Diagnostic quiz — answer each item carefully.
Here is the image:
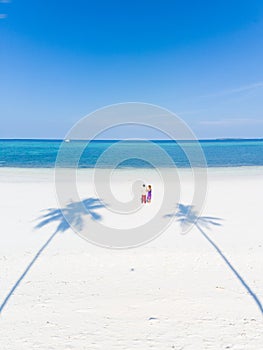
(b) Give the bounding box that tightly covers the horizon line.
[1,137,263,142]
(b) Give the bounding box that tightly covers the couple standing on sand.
[141,184,152,204]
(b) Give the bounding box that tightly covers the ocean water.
[0,139,263,168]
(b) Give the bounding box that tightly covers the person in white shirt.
[141,184,147,204]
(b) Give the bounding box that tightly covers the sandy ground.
[0,167,263,350]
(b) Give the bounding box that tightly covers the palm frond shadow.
[165,203,263,316]
[35,198,105,233]
[0,198,105,315]
[165,203,223,232]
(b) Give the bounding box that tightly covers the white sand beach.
[0,167,263,349]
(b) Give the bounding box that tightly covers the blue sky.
[1,0,263,139]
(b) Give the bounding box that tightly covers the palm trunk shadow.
[0,230,58,314]
[0,197,105,315]
[165,203,263,316]
[196,223,263,315]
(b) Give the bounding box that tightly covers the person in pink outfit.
[147,185,152,203]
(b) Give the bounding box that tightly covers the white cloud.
[198,82,263,99]
[177,108,210,116]
[199,118,263,126]
[225,82,263,94]
[0,13,7,19]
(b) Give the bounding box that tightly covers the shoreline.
[0,165,263,182]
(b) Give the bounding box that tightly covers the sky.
[1,0,263,139]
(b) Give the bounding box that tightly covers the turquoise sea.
[0,139,263,168]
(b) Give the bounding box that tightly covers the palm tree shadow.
[0,198,105,314]
[165,203,263,316]
[35,198,105,233]
[166,203,223,232]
